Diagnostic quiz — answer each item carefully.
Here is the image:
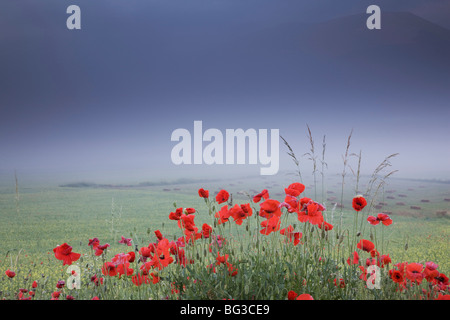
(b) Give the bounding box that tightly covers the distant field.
[0,172,449,299]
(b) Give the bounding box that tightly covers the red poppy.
[5,269,15,278]
[185,208,196,214]
[253,189,269,203]
[180,214,197,232]
[391,270,404,283]
[119,236,132,246]
[95,243,110,256]
[215,205,231,224]
[226,262,238,277]
[287,290,298,300]
[216,189,230,204]
[280,225,302,246]
[381,254,391,267]
[259,199,282,219]
[229,204,251,225]
[216,252,229,265]
[32,280,38,288]
[318,221,333,231]
[169,207,182,220]
[88,238,100,249]
[260,215,281,235]
[357,239,375,253]
[297,201,324,225]
[347,251,360,265]
[53,243,81,266]
[406,263,424,283]
[285,183,305,197]
[240,203,253,216]
[202,223,213,238]
[352,196,367,211]
[132,272,149,286]
[334,278,345,288]
[116,262,134,278]
[102,262,117,277]
[367,213,393,226]
[198,188,209,198]
[145,239,174,270]
[283,195,299,212]
[296,294,314,300]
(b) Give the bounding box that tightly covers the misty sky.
[1,0,449,183]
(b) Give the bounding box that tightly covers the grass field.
[0,171,449,300]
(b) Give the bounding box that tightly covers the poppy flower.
[95,243,110,256]
[102,262,117,277]
[132,273,149,286]
[352,195,367,211]
[347,251,360,265]
[226,262,238,277]
[381,254,391,267]
[229,204,251,225]
[145,239,174,270]
[88,238,100,249]
[216,189,230,204]
[202,223,213,238]
[280,225,302,246]
[285,183,305,197]
[180,214,197,232]
[32,280,38,288]
[185,208,196,214]
[406,263,424,283]
[5,269,15,278]
[116,263,134,278]
[391,270,404,283]
[240,203,253,216]
[56,280,65,288]
[260,215,281,235]
[283,195,299,212]
[53,243,81,266]
[297,201,324,225]
[318,221,333,231]
[259,199,282,219]
[198,188,209,198]
[169,207,183,220]
[334,278,345,288]
[367,213,393,226]
[357,239,375,253]
[216,252,229,265]
[296,294,314,300]
[119,236,132,246]
[215,205,231,224]
[112,252,133,265]
[287,290,298,300]
[253,189,269,203]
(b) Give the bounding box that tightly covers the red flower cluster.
[389,261,449,298]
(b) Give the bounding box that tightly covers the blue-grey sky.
[1,0,449,183]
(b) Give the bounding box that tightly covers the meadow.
[0,168,449,300]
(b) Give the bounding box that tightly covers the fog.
[1,0,449,185]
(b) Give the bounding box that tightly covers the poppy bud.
[356,231,361,237]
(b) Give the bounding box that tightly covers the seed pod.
[321,229,326,239]
[405,243,408,251]
[370,231,374,241]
